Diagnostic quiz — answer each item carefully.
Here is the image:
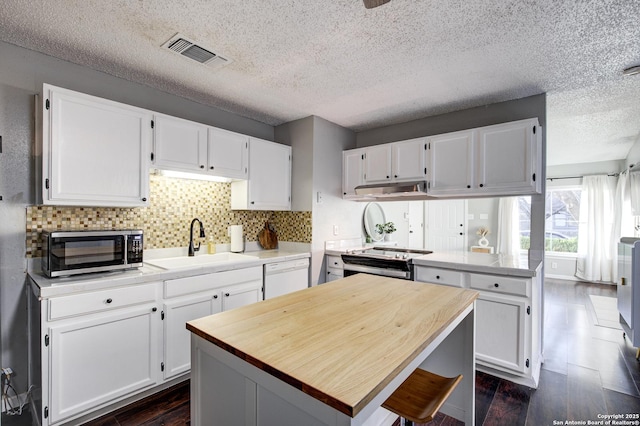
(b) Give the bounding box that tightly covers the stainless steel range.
[341,247,433,280]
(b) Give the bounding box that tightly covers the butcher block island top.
[186,274,478,418]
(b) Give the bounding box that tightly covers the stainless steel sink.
[145,253,257,270]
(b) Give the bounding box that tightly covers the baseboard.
[544,273,579,281]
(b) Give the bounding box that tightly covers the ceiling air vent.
[162,33,232,69]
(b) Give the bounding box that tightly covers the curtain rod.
[547,172,619,181]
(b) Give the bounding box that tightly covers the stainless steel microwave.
[41,230,143,277]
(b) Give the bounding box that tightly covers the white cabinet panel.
[222,280,263,311]
[42,84,151,207]
[364,145,392,183]
[391,138,427,182]
[208,127,249,179]
[48,305,160,423]
[475,292,528,374]
[427,130,475,196]
[153,114,208,172]
[231,138,291,211]
[163,293,221,379]
[477,118,540,195]
[342,148,366,199]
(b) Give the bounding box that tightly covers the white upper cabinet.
[342,148,366,198]
[363,145,392,183]
[428,118,541,197]
[231,138,291,211]
[153,115,249,180]
[427,130,475,196]
[42,84,152,207]
[476,118,541,195]
[153,114,208,172]
[208,127,249,179]
[391,138,427,182]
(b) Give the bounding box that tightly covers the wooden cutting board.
[258,221,278,249]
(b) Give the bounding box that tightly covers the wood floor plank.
[603,388,640,415]
[482,379,531,426]
[525,369,567,426]
[474,371,500,425]
[567,364,607,421]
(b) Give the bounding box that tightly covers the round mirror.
[364,202,386,242]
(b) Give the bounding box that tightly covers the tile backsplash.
[26,174,312,258]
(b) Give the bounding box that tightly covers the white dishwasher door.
[264,258,310,300]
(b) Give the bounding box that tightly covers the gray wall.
[276,116,362,285]
[0,39,274,395]
[356,93,547,264]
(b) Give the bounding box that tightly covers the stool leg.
[403,419,413,426]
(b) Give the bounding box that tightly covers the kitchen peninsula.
[187,274,478,425]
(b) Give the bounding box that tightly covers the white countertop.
[325,245,540,278]
[412,251,540,277]
[29,249,311,298]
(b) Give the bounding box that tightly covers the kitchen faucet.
[188,218,206,256]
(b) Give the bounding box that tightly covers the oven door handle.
[343,264,411,279]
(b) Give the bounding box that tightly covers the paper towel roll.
[229,225,244,253]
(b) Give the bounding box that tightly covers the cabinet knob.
[327,271,331,275]
[210,166,214,170]
[479,184,484,188]
[152,307,157,312]
[386,175,390,179]
[394,175,398,178]
[142,197,147,202]
[251,201,255,204]
[467,185,471,189]
[436,275,440,279]
[105,298,113,304]
[494,283,499,288]
[213,294,218,299]
[200,165,205,169]
[459,232,463,235]
[225,293,230,297]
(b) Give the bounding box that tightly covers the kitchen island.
[187,274,478,425]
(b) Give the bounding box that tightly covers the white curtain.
[497,196,521,258]
[575,175,618,283]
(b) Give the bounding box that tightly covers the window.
[519,187,581,253]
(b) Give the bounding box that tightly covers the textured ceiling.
[1,0,639,167]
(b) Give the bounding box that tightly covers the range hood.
[354,181,428,198]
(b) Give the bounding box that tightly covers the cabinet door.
[48,305,160,424]
[476,118,540,194]
[392,138,427,182]
[364,145,392,183]
[44,84,151,207]
[208,127,249,179]
[342,148,365,198]
[475,292,528,374]
[153,114,208,173]
[163,293,221,380]
[427,130,475,196]
[232,138,291,210]
[221,280,263,311]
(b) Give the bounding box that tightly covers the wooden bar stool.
[382,369,463,426]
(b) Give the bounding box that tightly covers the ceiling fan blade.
[363,0,391,9]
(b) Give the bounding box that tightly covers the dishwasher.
[264,258,310,300]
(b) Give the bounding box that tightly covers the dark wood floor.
[4,278,640,426]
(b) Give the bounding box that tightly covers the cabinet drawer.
[164,266,263,298]
[469,273,528,297]
[415,267,466,287]
[49,283,157,320]
[326,255,344,269]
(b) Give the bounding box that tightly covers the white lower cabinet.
[34,282,162,425]
[163,293,222,380]
[325,255,344,283]
[31,265,267,425]
[414,265,540,387]
[162,267,262,381]
[48,305,160,424]
[475,292,528,374]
